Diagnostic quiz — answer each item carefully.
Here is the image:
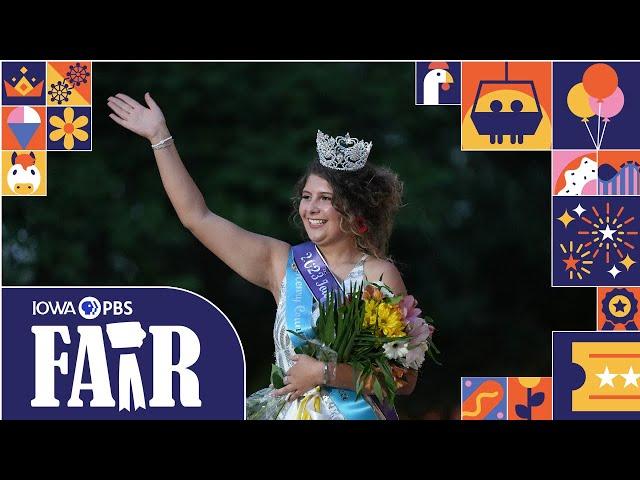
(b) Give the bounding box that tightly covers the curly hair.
[292,159,404,259]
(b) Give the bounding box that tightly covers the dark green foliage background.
[2,62,591,418]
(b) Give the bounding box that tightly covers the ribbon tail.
[295,387,330,420]
[119,354,146,412]
[119,356,130,412]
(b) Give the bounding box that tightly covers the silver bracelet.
[151,135,174,150]
[322,361,336,386]
[152,140,174,150]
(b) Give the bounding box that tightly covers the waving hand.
[108,92,167,142]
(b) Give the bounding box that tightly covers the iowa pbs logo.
[31,296,130,319]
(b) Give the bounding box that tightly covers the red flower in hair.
[355,216,368,234]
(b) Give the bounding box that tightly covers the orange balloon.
[582,63,618,101]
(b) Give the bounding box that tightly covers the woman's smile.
[307,218,328,227]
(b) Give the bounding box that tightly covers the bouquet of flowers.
[246,281,437,419]
[297,281,436,406]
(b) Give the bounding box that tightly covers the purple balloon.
[589,87,624,120]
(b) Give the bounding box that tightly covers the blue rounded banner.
[2,287,245,419]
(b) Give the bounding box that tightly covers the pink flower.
[399,295,433,345]
[406,318,432,346]
[399,295,422,324]
[404,343,429,369]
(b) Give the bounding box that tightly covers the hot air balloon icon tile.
[46,107,91,151]
[553,331,640,419]
[2,106,46,150]
[415,61,460,105]
[553,62,640,150]
[461,61,551,150]
[553,196,640,286]
[598,287,640,330]
[2,62,46,105]
[46,61,91,106]
[2,151,47,196]
[507,377,552,420]
[461,377,507,420]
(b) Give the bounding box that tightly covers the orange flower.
[391,365,409,389]
[362,367,383,394]
[391,365,407,379]
[363,284,383,302]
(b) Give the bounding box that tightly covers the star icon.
[599,224,617,241]
[557,210,575,228]
[621,366,640,388]
[596,366,617,388]
[608,265,621,278]
[621,254,636,271]
[562,253,580,271]
[573,204,586,217]
[614,299,627,312]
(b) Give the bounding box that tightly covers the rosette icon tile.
[598,288,640,330]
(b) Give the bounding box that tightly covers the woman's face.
[299,174,347,246]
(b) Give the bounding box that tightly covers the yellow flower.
[518,377,541,389]
[49,107,88,150]
[377,303,405,337]
[363,300,405,337]
[363,299,380,329]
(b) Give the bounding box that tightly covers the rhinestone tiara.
[316,129,372,171]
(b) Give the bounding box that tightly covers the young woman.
[108,92,417,419]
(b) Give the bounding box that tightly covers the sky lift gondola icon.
[470,63,543,145]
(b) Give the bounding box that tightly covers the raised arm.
[108,93,289,298]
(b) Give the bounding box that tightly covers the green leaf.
[427,343,443,366]
[373,359,398,408]
[324,297,336,345]
[373,377,385,405]
[385,387,396,407]
[386,295,403,305]
[270,364,285,389]
[287,329,310,342]
[378,358,393,381]
[352,362,365,399]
